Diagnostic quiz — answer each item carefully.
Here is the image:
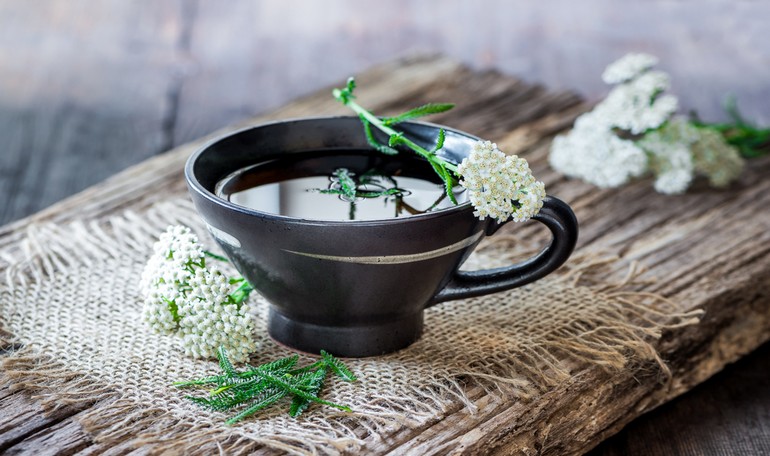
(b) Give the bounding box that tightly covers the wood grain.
[2,0,769,225]
[0,1,186,225]
[591,341,770,456]
[1,55,768,455]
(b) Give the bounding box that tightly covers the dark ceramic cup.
[185,117,578,357]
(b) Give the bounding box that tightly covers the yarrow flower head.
[140,225,257,363]
[597,71,678,134]
[601,53,658,84]
[140,225,203,295]
[549,53,746,194]
[550,114,648,188]
[637,118,697,194]
[636,117,745,194]
[690,127,745,188]
[458,141,545,223]
[140,226,204,334]
[177,268,256,362]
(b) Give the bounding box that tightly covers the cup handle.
[428,196,578,306]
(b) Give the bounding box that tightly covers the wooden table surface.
[1,54,768,455]
[1,3,769,453]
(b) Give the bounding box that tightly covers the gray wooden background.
[0,0,768,454]
[2,0,769,224]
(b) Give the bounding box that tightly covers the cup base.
[267,309,424,357]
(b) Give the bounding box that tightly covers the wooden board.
[1,55,769,455]
[0,2,189,225]
[4,0,770,228]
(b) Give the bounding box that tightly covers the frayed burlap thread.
[0,199,702,455]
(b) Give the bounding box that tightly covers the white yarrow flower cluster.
[178,268,256,361]
[597,71,678,134]
[638,117,744,193]
[140,225,203,334]
[140,225,203,293]
[601,53,659,84]
[140,225,256,363]
[550,112,648,188]
[638,118,698,194]
[549,53,744,195]
[458,140,545,223]
[690,127,745,188]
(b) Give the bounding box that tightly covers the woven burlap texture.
[0,199,701,455]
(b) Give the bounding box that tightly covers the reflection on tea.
[215,152,466,221]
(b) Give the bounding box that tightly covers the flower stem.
[335,92,458,173]
[229,280,254,305]
[203,250,229,262]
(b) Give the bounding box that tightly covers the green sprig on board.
[173,347,357,425]
[692,97,770,159]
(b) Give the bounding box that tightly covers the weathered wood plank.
[168,0,770,144]
[3,1,770,453]
[3,418,92,456]
[7,0,764,224]
[591,341,770,456]
[0,391,83,453]
[0,56,768,455]
[0,1,188,226]
[0,55,475,250]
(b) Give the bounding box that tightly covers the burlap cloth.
[0,199,701,455]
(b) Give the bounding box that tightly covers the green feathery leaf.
[173,375,226,388]
[333,168,357,200]
[314,189,346,195]
[256,369,351,412]
[432,128,446,153]
[388,132,406,147]
[203,250,229,262]
[332,79,463,213]
[218,346,237,378]
[187,394,227,410]
[332,77,357,104]
[208,377,273,405]
[287,360,325,376]
[289,367,327,417]
[691,99,770,159]
[225,389,289,425]
[228,281,254,305]
[175,348,355,423]
[444,172,458,205]
[382,103,455,126]
[240,355,299,379]
[313,169,407,200]
[317,188,402,199]
[321,350,357,382]
[355,188,407,199]
[188,380,272,411]
[425,158,449,184]
[361,115,399,155]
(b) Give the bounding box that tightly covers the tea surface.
[215,152,466,221]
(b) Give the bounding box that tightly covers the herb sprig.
[691,97,770,159]
[333,77,460,204]
[174,347,356,424]
[312,167,422,219]
[333,78,547,223]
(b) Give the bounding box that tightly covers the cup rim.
[185,116,481,227]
